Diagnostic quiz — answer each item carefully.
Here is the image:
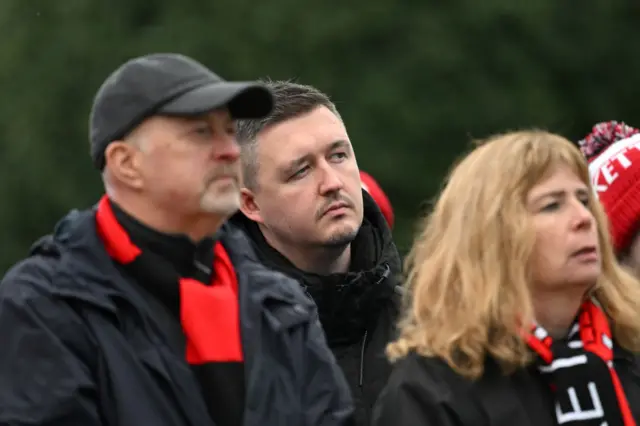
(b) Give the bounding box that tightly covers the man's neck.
[532,288,587,339]
[110,200,216,280]
[260,229,351,275]
[108,193,225,243]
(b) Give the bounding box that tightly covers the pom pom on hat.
[582,120,640,253]
[579,120,639,160]
[360,171,394,229]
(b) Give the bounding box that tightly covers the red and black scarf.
[95,195,244,426]
[527,299,635,426]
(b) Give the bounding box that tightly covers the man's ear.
[240,187,264,224]
[104,140,145,190]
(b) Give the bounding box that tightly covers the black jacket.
[231,191,402,426]
[372,351,640,425]
[0,205,354,426]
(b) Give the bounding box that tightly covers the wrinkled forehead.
[528,164,587,197]
[257,113,350,170]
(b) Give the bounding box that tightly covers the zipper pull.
[359,330,368,387]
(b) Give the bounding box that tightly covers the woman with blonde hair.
[372,130,640,426]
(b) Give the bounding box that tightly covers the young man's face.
[242,105,363,249]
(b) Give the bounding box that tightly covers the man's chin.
[199,191,240,216]
[323,227,359,248]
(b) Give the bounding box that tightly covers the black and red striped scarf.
[527,299,635,426]
[95,195,244,426]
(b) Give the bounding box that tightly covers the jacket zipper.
[358,264,391,387]
[359,330,368,387]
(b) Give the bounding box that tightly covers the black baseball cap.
[89,53,274,170]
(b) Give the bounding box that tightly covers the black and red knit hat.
[579,120,640,253]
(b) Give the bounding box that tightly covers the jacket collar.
[31,203,312,315]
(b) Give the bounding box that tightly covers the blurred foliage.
[1,0,639,270]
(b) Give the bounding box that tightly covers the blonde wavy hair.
[388,130,640,380]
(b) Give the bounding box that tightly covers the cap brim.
[158,82,273,119]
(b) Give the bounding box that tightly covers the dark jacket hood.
[230,190,402,345]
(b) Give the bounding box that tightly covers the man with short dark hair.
[0,55,353,426]
[233,80,401,426]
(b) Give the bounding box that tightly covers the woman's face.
[527,165,601,292]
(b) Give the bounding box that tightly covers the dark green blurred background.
[1,1,639,272]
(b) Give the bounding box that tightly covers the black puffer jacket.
[231,191,402,426]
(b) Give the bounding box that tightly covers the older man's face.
[134,109,243,218]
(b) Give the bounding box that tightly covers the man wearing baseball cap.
[0,54,353,426]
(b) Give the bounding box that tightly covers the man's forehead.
[260,133,350,166]
[260,122,348,155]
